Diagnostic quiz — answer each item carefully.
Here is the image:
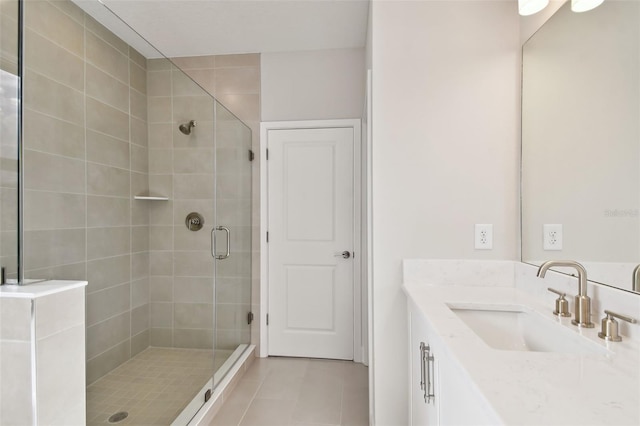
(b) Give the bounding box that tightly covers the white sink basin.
[449,305,608,354]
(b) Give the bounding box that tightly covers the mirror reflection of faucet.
[537,260,594,328]
[633,265,640,292]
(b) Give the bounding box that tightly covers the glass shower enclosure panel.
[0,0,19,282]
[212,101,252,385]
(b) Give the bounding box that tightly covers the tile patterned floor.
[210,357,369,426]
[87,347,232,425]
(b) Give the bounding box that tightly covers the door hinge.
[266,314,269,326]
[248,149,255,162]
[204,389,212,403]
[248,311,254,325]
[266,231,269,243]
[266,148,269,160]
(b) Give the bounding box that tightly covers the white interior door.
[268,127,355,360]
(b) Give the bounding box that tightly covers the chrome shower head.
[179,120,196,135]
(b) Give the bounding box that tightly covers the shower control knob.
[185,212,204,231]
[334,251,351,259]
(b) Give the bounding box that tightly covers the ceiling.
[73,0,370,59]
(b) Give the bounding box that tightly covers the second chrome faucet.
[537,260,595,328]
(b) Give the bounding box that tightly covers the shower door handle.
[211,226,231,260]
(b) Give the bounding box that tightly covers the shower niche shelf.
[134,194,169,201]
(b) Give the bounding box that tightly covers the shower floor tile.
[87,347,233,426]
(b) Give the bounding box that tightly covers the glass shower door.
[212,101,252,384]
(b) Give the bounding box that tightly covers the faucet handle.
[547,287,565,297]
[547,288,571,317]
[598,310,637,342]
[604,310,637,324]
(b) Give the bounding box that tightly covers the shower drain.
[108,411,129,423]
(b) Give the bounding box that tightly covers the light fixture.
[518,0,550,16]
[519,0,604,16]
[571,0,605,12]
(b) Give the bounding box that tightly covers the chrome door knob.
[334,251,351,259]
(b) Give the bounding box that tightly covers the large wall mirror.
[522,0,639,295]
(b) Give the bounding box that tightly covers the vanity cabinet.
[408,301,498,425]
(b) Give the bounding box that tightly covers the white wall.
[370,2,520,424]
[261,48,365,121]
[260,46,369,365]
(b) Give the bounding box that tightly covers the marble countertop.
[0,280,87,299]
[403,283,640,425]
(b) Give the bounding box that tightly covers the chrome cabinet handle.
[419,342,426,392]
[425,344,435,404]
[334,251,351,259]
[211,226,231,260]
[419,342,435,404]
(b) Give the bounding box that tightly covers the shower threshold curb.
[173,344,256,426]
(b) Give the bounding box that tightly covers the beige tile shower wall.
[147,57,215,349]
[147,58,173,347]
[147,54,260,352]
[21,0,150,384]
[0,0,18,74]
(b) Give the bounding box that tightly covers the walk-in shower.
[2,0,254,424]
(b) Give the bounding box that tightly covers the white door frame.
[260,119,363,362]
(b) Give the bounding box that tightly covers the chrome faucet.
[633,265,640,292]
[537,260,594,328]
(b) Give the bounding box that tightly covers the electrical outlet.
[543,224,563,250]
[475,224,493,250]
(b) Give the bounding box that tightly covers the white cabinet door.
[439,358,499,426]
[408,302,500,426]
[409,307,439,425]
